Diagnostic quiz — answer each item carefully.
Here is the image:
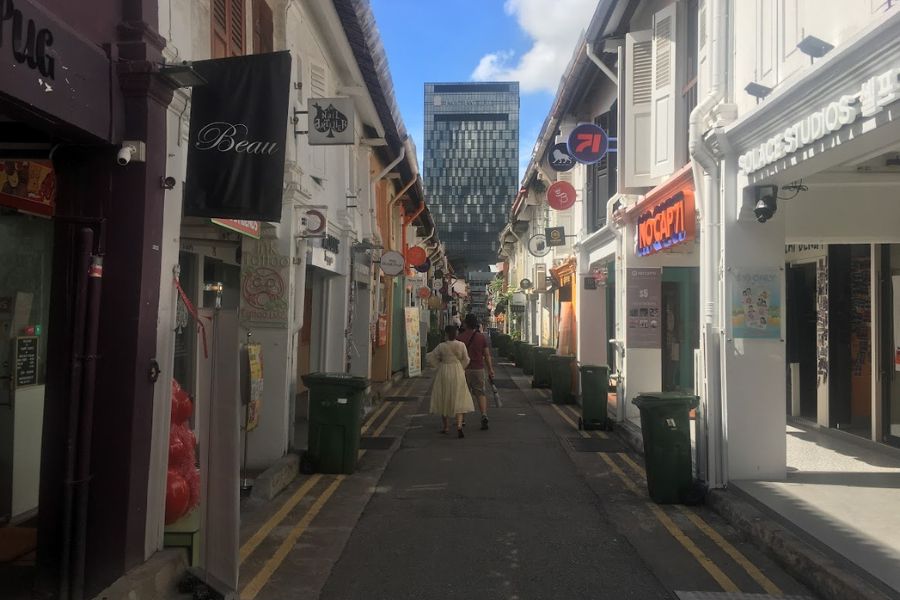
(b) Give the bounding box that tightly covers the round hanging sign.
[405,246,426,267]
[380,250,405,276]
[566,122,609,164]
[527,234,551,257]
[520,278,533,290]
[417,286,431,299]
[546,142,576,172]
[547,181,577,211]
[415,258,431,273]
[431,278,443,291]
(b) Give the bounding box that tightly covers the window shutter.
[310,63,328,97]
[212,0,228,58]
[253,0,273,54]
[624,30,653,188]
[651,3,678,179]
[229,0,245,56]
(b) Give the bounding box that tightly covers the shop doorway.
[828,245,872,437]
[883,245,900,447]
[0,210,53,593]
[660,268,699,393]
[786,262,818,420]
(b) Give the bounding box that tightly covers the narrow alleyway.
[236,351,817,600]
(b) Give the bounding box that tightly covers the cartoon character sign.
[732,269,781,339]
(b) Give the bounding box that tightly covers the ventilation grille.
[310,63,328,97]
[633,41,653,104]
[655,16,672,89]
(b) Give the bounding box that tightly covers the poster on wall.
[731,268,781,339]
[404,307,422,377]
[0,160,56,216]
[240,239,289,327]
[626,268,661,349]
[816,258,829,381]
[246,343,264,431]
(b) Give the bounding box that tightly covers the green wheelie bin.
[512,341,525,367]
[578,364,611,430]
[301,372,369,474]
[632,393,699,504]
[548,355,576,404]
[531,347,554,388]
[521,344,536,375]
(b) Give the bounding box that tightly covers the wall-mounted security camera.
[160,176,177,190]
[117,141,146,166]
[753,185,779,223]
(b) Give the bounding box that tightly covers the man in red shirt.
[458,314,494,430]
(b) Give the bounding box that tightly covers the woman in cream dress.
[427,325,475,437]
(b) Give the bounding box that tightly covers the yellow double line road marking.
[239,398,406,599]
[549,399,782,595]
[550,403,609,440]
[615,453,783,596]
[240,476,344,600]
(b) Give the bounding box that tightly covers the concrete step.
[91,548,187,600]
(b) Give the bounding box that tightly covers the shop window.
[252,0,274,55]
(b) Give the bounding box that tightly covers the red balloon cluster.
[166,379,201,525]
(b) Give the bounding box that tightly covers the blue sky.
[369,0,598,181]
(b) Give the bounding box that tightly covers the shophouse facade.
[0,0,178,597]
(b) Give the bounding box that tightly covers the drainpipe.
[371,142,406,246]
[689,0,728,489]
[585,43,618,86]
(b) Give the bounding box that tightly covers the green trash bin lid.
[632,392,699,410]
[301,372,370,388]
[548,354,576,362]
[579,364,609,375]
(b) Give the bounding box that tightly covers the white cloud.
[471,0,598,93]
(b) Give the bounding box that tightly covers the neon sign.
[636,190,695,257]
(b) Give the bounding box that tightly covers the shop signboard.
[547,181,576,211]
[546,142,576,172]
[185,51,292,222]
[566,122,609,164]
[245,343,263,431]
[739,68,900,174]
[307,97,355,145]
[730,268,781,339]
[240,239,289,327]
[636,190,695,257]
[626,269,661,348]
[0,160,56,216]
[545,227,566,247]
[0,0,111,141]
[404,307,422,377]
[380,251,405,276]
[211,219,261,238]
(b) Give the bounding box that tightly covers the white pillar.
[720,157,787,480]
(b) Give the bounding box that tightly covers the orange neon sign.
[636,190,695,257]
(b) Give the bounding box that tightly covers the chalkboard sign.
[14,336,38,388]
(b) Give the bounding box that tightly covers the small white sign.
[308,97,355,145]
[380,250,405,277]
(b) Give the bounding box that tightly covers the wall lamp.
[753,185,779,223]
[158,63,207,88]
[797,35,834,64]
[745,82,773,103]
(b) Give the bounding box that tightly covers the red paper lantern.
[165,469,190,524]
[405,246,426,267]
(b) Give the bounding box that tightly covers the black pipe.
[58,228,93,600]
[71,254,104,600]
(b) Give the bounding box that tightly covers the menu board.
[404,307,422,377]
[626,269,661,349]
[14,336,38,388]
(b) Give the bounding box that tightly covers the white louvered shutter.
[624,31,653,188]
[651,3,678,179]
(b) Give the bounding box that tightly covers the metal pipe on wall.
[59,228,93,600]
[71,254,104,600]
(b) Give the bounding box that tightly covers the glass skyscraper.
[424,82,519,271]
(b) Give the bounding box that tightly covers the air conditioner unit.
[534,263,547,292]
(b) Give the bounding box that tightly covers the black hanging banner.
[184,51,291,222]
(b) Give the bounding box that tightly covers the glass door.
[885,245,900,447]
